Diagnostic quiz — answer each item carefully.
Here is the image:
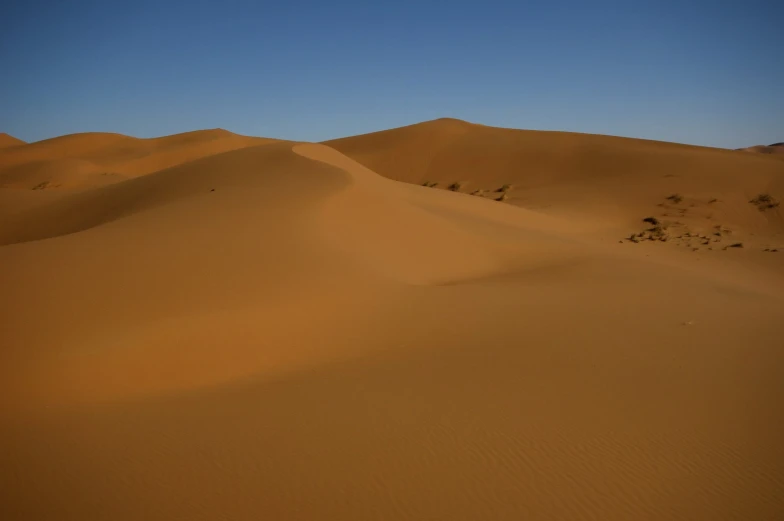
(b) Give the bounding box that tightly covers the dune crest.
[0,129,279,190]
[739,143,784,156]
[0,132,26,148]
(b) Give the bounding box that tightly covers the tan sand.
[739,144,784,156]
[0,129,276,189]
[0,132,26,149]
[1,120,783,520]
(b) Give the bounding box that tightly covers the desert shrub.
[749,193,780,210]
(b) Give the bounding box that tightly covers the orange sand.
[2,120,783,520]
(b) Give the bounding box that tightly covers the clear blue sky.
[2,0,782,148]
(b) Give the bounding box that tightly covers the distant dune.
[739,142,784,156]
[0,128,277,189]
[327,118,784,244]
[2,120,783,521]
[0,132,26,148]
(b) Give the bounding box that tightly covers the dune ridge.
[2,122,783,521]
[0,129,278,189]
[0,133,26,149]
[740,143,784,156]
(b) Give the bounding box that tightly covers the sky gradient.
[2,0,782,148]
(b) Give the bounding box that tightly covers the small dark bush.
[749,193,780,211]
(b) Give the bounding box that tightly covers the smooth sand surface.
[0,133,26,149]
[2,120,783,520]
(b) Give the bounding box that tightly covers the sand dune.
[0,129,277,189]
[740,143,784,156]
[2,122,784,521]
[0,133,26,149]
[327,118,784,251]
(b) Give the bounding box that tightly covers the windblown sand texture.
[2,119,783,520]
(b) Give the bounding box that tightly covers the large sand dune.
[326,119,784,242]
[2,121,783,520]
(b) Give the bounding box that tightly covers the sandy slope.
[2,122,784,521]
[0,133,26,149]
